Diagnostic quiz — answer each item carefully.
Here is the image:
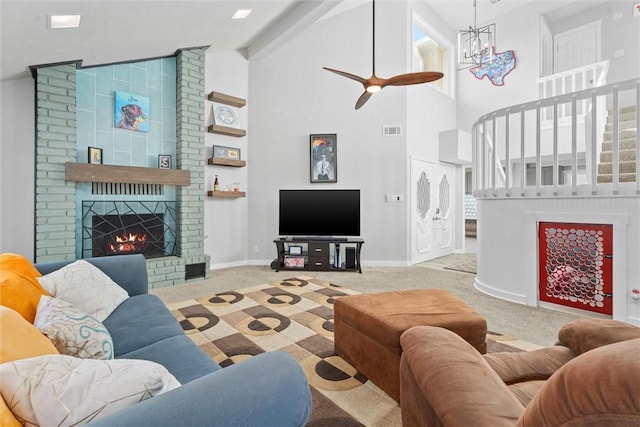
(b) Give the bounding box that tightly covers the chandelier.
[457,0,496,68]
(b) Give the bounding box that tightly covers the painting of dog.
[114,91,149,132]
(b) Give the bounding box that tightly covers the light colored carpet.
[167,276,535,427]
[152,255,587,347]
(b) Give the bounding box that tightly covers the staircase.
[597,106,637,183]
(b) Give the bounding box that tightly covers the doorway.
[553,20,601,73]
[411,158,455,264]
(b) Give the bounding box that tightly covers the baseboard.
[474,277,529,305]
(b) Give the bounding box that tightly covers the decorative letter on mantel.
[469,49,516,86]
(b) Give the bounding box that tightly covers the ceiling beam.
[247,0,343,60]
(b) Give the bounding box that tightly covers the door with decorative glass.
[411,158,455,264]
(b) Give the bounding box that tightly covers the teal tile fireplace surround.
[33,48,210,288]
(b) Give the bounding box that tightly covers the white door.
[411,158,455,264]
[553,21,600,74]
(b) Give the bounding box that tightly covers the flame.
[108,232,147,253]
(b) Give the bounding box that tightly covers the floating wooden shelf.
[207,157,246,167]
[207,91,246,108]
[65,163,190,186]
[207,190,246,198]
[208,124,246,137]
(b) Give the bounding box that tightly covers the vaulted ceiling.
[1,0,605,81]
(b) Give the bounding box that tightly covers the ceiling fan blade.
[384,71,444,87]
[323,67,367,84]
[355,91,374,110]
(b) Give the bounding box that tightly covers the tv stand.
[272,237,364,273]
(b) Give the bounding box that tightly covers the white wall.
[0,78,34,258]
[247,2,428,265]
[204,50,250,268]
[476,196,640,325]
[457,2,550,133]
[548,1,639,85]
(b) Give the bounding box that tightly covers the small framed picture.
[212,103,241,128]
[158,154,172,169]
[88,147,103,164]
[288,246,303,255]
[310,134,337,183]
[213,145,241,160]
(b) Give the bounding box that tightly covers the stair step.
[603,129,637,141]
[601,139,638,151]
[605,120,636,132]
[600,149,637,163]
[607,110,637,123]
[597,161,637,174]
[596,173,637,183]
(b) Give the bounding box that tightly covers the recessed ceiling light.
[232,9,252,19]
[48,14,81,29]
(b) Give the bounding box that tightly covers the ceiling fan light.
[366,85,381,93]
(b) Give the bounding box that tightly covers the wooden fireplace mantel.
[65,163,191,186]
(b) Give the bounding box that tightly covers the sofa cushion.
[118,335,221,384]
[37,260,129,322]
[102,294,185,356]
[0,306,58,364]
[0,354,180,427]
[34,295,114,360]
[517,338,640,426]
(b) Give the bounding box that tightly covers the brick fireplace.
[32,47,210,288]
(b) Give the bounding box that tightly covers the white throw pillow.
[37,260,129,322]
[34,295,114,360]
[0,354,180,427]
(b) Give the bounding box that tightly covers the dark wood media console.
[272,237,364,273]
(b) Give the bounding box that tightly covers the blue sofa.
[35,254,312,427]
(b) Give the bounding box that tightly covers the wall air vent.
[185,263,206,280]
[382,125,402,136]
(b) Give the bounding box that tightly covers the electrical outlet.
[252,245,259,253]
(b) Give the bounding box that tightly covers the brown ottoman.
[334,288,487,401]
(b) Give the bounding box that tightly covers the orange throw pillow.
[0,305,58,364]
[0,253,42,281]
[0,270,49,323]
[0,253,49,323]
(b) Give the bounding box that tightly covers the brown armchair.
[399,319,640,426]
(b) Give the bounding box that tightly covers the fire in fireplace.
[92,214,165,258]
[81,200,177,260]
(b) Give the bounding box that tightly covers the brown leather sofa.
[399,318,640,426]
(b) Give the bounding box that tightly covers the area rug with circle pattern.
[167,277,526,427]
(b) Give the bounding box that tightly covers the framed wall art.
[158,155,172,169]
[212,103,241,128]
[213,145,241,160]
[114,91,149,132]
[88,147,103,164]
[310,134,337,183]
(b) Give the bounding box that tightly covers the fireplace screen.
[82,201,177,259]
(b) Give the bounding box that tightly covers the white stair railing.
[472,77,640,198]
[537,61,610,124]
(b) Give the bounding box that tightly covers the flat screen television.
[279,189,360,237]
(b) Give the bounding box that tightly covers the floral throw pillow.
[34,295,114,360]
